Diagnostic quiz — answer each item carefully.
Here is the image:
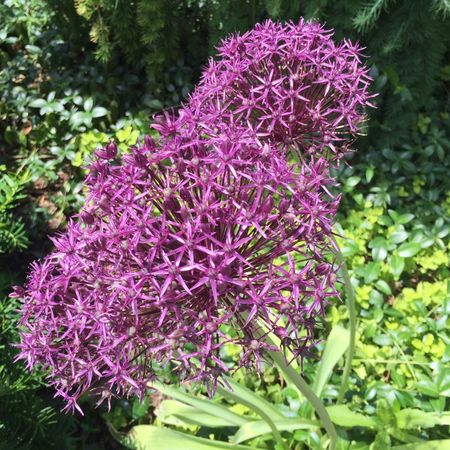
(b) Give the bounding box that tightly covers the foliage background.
[0,0,449,448]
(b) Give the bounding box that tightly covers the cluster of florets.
[12,134,339,412]
[159,19,373,163]
[12,19,373,413]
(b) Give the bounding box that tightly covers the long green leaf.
[157,400,238,428]
[223,377,285,420]
[391,440,450,450]
[217,383,289,450]
[152,383,248,427]
[268,348,338,450]
[118,425,266,450]
[395,409,450,429]
[300,325,349,417]
[313,325,349,396]
[334,245,358,405]
[232,418,319,444]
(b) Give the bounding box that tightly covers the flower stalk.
[334,245,357,404]
[268,348,338,450]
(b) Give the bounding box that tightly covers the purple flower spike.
[161,19,374,162]
[11,130,340,412]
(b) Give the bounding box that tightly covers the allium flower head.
[11,18,374,414]
[12,130,340,412]
[161,19,374,162]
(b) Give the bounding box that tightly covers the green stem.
[217,385,290,450]
[268,348,338,450]
[334,245,357,404]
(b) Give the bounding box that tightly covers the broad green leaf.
[391,440,450,450]
[375,280,392,295]
[369,237,387,249]
[346,176,361,188]
[232,418,318,444]
[390,230,409,244]
[118,425,264,450]
[153,383,248,426]
[92,106,108,118]
[414,379,440,397]
[25,44,41,54]
[372,246,387,261]
[157,400,239,428]
[29,98,47,108]
[388,210,414,225]
[326,405,378,428]
[397,242,421,257]
[388,254,405,278]
[373,334,392,346]
[363,261,381,283]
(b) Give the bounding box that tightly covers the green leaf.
[84,97,94,111]
[414,379,440,397]
[116,126,132,142]
[366,166,375,182]
[388,211,414,225]
[373,334,392,346]
[375,280,392,295]
[221,377,285,420]
[117,425,264,450]
[25,44,41,54]
[397,213,415,224]
[299,325,349,418]
[363,261,381,283]
[232,418,318,444]
[391,440,450,450]
[313,325,349,397]
[369,237,387,249]
[397,242,421,257]
[369,237,388,261]
[388,254,405,278]
[346,176,361,188]
[153,383,249,427]
[341,239,360,257]
[157,400,238,428]
[92,106,108,118]
[390,230,409,244]
[29,98,47,108]
[326,405,378,428]
[395,409,450,429]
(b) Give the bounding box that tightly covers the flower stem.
[267,348,338,450]
[334,246,357,404]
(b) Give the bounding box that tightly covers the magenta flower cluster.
[11,19,373,413]
[162,19,373,163]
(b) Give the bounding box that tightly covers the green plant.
[109,325,450,449]
[0,169,29,253]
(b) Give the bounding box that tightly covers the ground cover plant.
[0,1,449,449]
